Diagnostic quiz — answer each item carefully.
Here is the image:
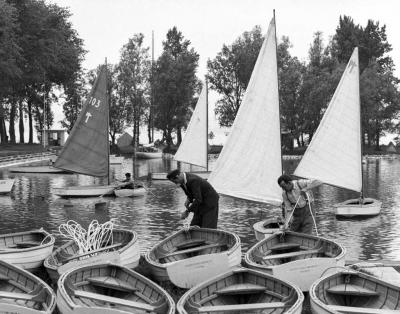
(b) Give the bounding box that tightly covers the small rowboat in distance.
[0,178,15,194]
[114,187,146,197]
[0,260,56,314]
[253,216,283,241]
[310,270,400,313]
[52,184,117,197]
[145,227,242,289]
[44,228,140,283]
[334,197,382,217]
[0,228,55,271]
[244,231,346,291]
[57,263,175,314]
[9,165,71,173]
[177,267,304,314]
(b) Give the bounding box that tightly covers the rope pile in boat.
[58,219,117,254]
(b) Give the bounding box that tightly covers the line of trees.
[1,1,399,152]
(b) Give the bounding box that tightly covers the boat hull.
[57,263,175,314]
[145,227,242,288]
[9,165,70,173]
[44,228,140,283]
[0,229,55,271]
[177,267,304,314]
[0,260,56,313]
[253,216,283,241]
[310,270,400,313]
[114,187,145,197]
[109,155,124,164]
[0,178,14,193]
[244,231,346,291]
[334,198,382,217]
[52,185,116,197]
[136,151,162,159]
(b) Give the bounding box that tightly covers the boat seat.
[263,248,322,260]
[159,243,225,259]
[74,290,156,311]
[0,289,46,302]
[215,283,266,295]
[328,305,399,313]
[270,242,300,252]
[176,239,206,250]
[0,273,10,281]
[8,241,41,248]
[326,284,379,296]
[198,302,287,312]
[62,242,123,262]
[87,276,138,292]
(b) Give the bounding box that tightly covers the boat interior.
[0,231,51,250]
[63,264,171,313]
[184,270,299,313]
[251,232,343,266]
[153,229,235,264]
[314,272,400,313]
[0,262,53,311]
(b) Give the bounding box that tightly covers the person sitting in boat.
[118,173,135,189]
[167,169,219,229]
[277,174,322,234]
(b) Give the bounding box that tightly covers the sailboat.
[151,81,210,180]
[294,47,382,217]
[51,65,144,197]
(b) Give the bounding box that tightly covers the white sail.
[208,18,282,205]
[294,48,362,192]
[174,85,208,168]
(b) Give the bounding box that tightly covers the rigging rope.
[58,219,117,254]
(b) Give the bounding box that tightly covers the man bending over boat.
[167,169,219,229]
[278,174,322,234]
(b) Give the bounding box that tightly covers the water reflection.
[1,156,400,261]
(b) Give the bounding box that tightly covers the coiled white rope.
[58,219,117,254]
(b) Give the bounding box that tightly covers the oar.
[135,180,156,196]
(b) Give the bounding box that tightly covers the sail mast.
[206,78,209,172]
[358,47,364,199]
[273,10,283,176]
[105,58,110,185]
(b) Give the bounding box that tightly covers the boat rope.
[58,219,117,254]
[40,233,53,245]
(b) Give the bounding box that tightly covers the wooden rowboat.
[57,263,175,314]
[0,178,15,194]
[0,228,55,271]
[253,216,283,241]
[44,228,140,283]
[0,260,56,314]
[145,227,242,288]
[9,165,71,173]
[177,267,304,314]
[334,198,382,217]
[244,231,346,291]
[52,184,117,197]
[310,270,400,313]
[114,187,146,197]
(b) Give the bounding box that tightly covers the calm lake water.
[1,155,400,263]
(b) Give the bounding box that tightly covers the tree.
[153,27,199,147]
[207,26,263,127]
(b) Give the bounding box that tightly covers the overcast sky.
[48,0,400,143]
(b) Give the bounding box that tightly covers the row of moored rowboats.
[0,226,399,313]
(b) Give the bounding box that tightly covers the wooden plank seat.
[328,305,399,313]
[13,241,41,248]
[326,284,379,296]
[159,243,225,259]
[175,239,206,250]
[61,242,123,262]
[263,248,322,260]
[198,302,287,312]
[0,273,10,281]
[215,283,266,295]
[87,276,138,292]
[0,289,46,302]
[269,242,300,252]
[74,290,156,311]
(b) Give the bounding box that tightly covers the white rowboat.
[52,184,117,197]
[114,187,146,197]
[0,178,15,193]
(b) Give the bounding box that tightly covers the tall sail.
[295,48,362,192]
[174,85,208,168]
[208,18,282,204]
[54,65,109,177]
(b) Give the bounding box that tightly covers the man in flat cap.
[167,169,219,229]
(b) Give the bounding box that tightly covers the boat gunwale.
[0,229,55,253]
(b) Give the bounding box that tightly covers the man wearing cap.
[167,169,219,229]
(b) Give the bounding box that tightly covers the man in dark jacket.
[167,169,219,229]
